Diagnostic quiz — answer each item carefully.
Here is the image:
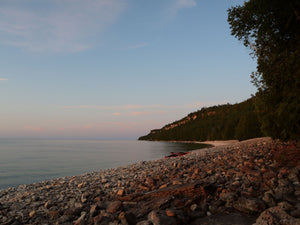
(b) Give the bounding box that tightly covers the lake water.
[0,139,208,189]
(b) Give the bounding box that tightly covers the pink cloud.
[131,111,147,116]
[24,126,44,131]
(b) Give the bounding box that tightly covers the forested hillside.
[139,98,262,141]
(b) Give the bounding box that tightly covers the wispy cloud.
[0,0,126,53]
[63,104,161,110]
[0,78,8,81]
[131,111,146,116]
[169,0,197,17]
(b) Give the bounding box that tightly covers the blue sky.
[0,0,256,139]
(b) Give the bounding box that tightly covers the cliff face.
[139,98,262,141]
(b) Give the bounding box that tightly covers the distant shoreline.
[139,139,240,147]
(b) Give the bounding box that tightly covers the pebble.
[0,137,299,225]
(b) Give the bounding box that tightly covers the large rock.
[254,206,300,225]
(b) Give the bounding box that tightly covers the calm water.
[0,139,208,189]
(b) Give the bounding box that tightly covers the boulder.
[254,206,300,225]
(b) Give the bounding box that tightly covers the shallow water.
[0,139,208,189]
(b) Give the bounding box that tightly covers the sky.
[0,0,257,140]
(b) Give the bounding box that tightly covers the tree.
[228,0,300,140]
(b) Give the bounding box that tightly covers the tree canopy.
[228,0,300,140]
[139,98,262,141]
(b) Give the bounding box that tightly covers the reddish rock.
[165,208,176,217]
[159,184,168,189]
[139,184,150,191]
[117,189,124,196]
[172,180,182,185]
[106,201,122,213]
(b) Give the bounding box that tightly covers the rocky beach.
[0,137,299,225]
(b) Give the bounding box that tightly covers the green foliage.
[138,98,262,141]
[228,0,300,140]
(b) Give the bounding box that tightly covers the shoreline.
[140,139,240,147]
[1,137,299,224]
